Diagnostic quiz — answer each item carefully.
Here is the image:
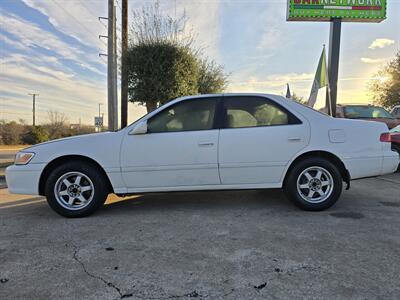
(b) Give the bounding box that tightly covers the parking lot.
[0,172,399,299]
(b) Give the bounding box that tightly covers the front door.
[218,96,309,185]
[120,97,221,191]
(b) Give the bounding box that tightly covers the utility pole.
[325,19,342,118]
[107,0,118,131]
[120,0,128,128]
[28,93,39,126]
[113,4,118,130]
[98,103,103,132]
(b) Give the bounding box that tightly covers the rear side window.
[147,98,217,133]
[222,96,301,129]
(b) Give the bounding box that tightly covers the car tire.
[284,157,343,211]
[45,161,109,218]
[392,144,400,172]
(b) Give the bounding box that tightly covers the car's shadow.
[99,189,295,215]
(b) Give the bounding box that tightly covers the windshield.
[390,125,400,133]
[344,106,394,119]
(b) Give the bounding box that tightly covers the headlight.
[15,152,35,165]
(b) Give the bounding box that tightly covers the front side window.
[147,98,217,133]
[223,97,299,129]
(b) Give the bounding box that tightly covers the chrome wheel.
[54,172,94,210]
[296,166,334,204]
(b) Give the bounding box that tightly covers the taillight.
[380,133,392,142]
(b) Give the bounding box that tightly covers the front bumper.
[5,163,46,195]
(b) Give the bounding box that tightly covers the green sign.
[287,0,386,22]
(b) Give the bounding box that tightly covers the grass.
[0,162,13,169]
[0,145,30,150]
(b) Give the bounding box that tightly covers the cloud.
[22,0,107,50]
[148,0,222,61]
[0,51,105,123]
[228,72,314,95]
[368,38,395,49]
[360,57,387,64]
[0,11,104,75]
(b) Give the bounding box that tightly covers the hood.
[23,131,116,151]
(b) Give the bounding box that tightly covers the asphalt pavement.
[0,173,399,299]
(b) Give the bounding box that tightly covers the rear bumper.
[381,151,400,175]
[5,163,45,195]
[343,150,399,180]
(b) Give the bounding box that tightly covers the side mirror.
[129,120,148,135]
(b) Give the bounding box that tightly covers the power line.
[115,0,122,11]
[1,111,33,116]
[78,0,99,20]
[50,0,107,48]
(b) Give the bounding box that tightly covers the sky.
[0,0,399,126]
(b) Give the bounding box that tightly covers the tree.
[127,1,228,113]
[198,59,228,94]
[0,120,25,145]
[370,51,400,110]
[44,110,69,140]
[127,43,199,112]
[22,126,49,145]
[290,92,307,105]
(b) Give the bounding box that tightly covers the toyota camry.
[6,94,399,217]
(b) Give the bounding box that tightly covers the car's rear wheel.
[45,161,109,217]
[284,158,343,211]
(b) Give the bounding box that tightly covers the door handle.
[288,137,302,142]
[198,142,214,147]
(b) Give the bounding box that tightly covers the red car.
[335,104,400,129]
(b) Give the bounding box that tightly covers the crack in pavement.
[70,243,131,299]
[69,243,236,300]
[131,290,209,299]
[128,287,235,300]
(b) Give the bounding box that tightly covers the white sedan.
[6,94,399,217]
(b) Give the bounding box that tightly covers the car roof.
[177,93,281,99]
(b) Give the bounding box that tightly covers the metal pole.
[28,93,39,126]
[98,103,103,132]
[121,0,128,128]
[33,95,36,127]
[112,4,118,131]
[326,18,342,117]
[107,0,115,131]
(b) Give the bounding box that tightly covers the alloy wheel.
[296,166,334,204]
[54,171,95,210]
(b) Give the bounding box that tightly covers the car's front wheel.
[45,161,109,217]
[284,158,343,211]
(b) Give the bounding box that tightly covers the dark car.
[335,104,400,129]
[390,125,400,171]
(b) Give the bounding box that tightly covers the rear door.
[218,96,309,185]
